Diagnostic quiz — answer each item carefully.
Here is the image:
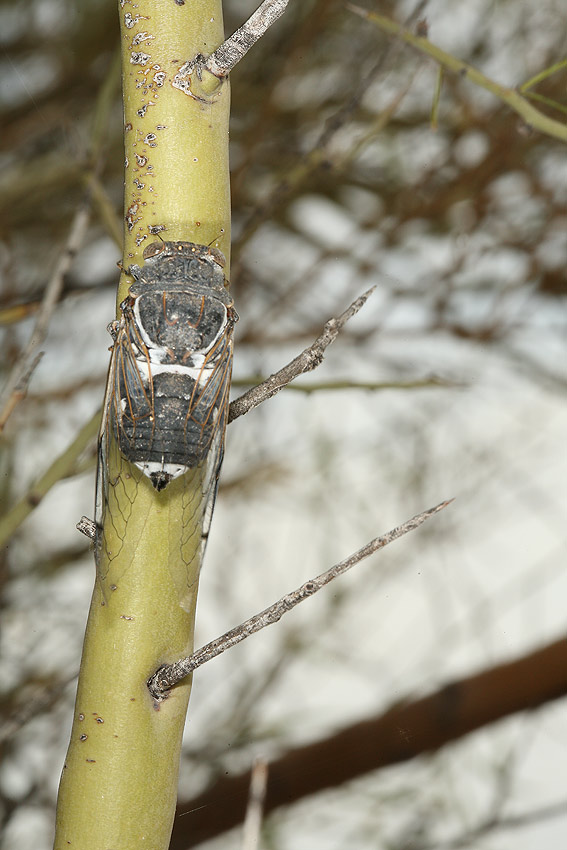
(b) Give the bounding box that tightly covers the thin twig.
[207,0,290,78]
[241,757,269,850]
[228,287,374,424]
[0,353,44,431]
[0,201,91,433]
[174,0,290,98]
[148,499,452,700]
[231,376,462,393]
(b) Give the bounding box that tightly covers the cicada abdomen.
[96,241,237,581]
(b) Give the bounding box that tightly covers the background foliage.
[0,1,566,848]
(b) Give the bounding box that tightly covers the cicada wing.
[190,332,234,556]
[199,433,225,557]
[95,320,154,565]
[95,332,120,538]
[189,334,233,449]
[112,323,154,451]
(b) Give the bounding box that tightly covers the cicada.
[95,240,237,572]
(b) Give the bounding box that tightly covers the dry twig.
[241,758,269,850]
[174,0,290,98]
[228,287,375,423]
[148,499,452,699]
[0,202,91,433]
[208,0,290,78]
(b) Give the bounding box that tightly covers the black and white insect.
[96,240,237,553]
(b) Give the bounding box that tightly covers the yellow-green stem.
[118,0,231,303]
[54,2,230,848]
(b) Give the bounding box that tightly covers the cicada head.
[127,241,230,302]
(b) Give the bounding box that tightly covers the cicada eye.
[143,241,165,261]
[208,246,226,268]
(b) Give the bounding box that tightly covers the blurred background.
[0,0,566,848]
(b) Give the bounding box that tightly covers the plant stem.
[53,3,230,848]
[118,0,231,302]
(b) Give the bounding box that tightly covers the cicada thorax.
[107,241,236,492]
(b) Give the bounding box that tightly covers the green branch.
[53,3,230,849]
[348,5,567,143]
